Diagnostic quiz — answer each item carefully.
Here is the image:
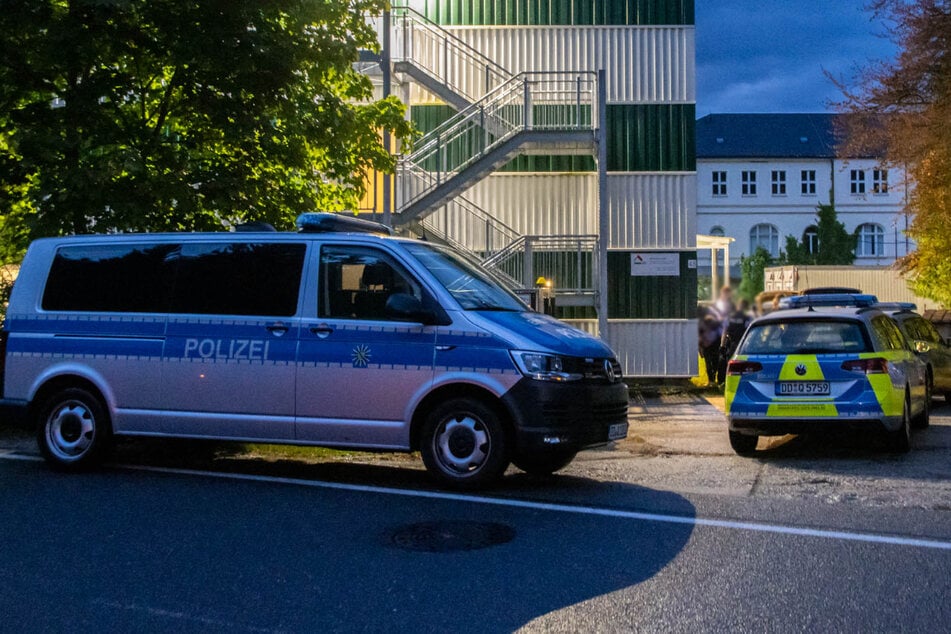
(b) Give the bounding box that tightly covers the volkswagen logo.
[794,363,807,376]
[604,359,617,382]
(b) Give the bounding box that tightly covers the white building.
[696,114,912,282]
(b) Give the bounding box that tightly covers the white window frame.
[801,170,816,195]
[850,169,866,195]
[741,171,757,196]
[712,171,727,197]
[749,223,779,257]
[872,169,889,194]
[771,170,786,196]
[855,223,885,257]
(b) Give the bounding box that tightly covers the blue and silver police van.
[0,214,628,488]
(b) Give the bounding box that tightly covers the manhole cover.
[385,521,516,553]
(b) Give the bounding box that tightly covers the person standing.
[717,298,753,384]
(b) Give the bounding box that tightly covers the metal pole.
[524,238,534,290]
[596,69,609,342]
[381,9,392,227]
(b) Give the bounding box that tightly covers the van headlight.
[512,351,583,382]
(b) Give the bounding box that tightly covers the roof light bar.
[779,293,879,309]
[295,212,393,235]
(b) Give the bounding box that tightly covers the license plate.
[776,381,831,396]
[608,422,628,440]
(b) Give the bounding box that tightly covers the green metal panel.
[411,104,694,173]
[607,251,698,319]
[419,0,693,26]
[606,104,696,172]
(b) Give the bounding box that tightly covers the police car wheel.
[728,431,758,456]
[36,387,112,471]
[421,397,509,489]
[886,395,911,454]
[512,450,577,476]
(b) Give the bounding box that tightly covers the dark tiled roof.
[697,113,849,159]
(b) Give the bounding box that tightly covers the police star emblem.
[351,344,372,368]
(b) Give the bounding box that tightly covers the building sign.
[631,252,680,277]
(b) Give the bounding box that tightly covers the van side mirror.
[385,293,436,324]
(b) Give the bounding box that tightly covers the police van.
[0,214,628,488]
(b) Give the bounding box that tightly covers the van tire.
[36,387,112,471]
[420,397,509,490]
[513,450,577,476]
[729,431,758,456]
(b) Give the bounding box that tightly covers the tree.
[0,0,413,262]
[737,247,774,303]
[833,0,951,307]
[779,203,857,265]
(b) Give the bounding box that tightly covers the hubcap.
[46,401,96,461]
[435,415,490,474]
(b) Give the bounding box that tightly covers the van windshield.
[403,243,525,312]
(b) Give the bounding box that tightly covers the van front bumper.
[502,379,630,454]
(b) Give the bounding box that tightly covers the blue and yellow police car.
[725,295,929,455]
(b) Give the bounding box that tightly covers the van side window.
[43,244,178,312]
[319,246,420,320]
[170,242,305,317]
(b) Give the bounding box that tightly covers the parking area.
[2,391,950,513]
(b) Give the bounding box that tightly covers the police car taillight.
[841,358,889,374]
[727,360,762,375]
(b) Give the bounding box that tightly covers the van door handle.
[309,325,334,339]
[266,322,289,336]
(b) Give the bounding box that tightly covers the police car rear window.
[739,320,871,355]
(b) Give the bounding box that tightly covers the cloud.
[696,0,897,113]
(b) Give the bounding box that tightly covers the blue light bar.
[779,293,879,309]
[296,212,393,235]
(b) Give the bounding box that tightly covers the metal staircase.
[396,71,597,224]
[385,6,602,306]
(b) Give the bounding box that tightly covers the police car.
[725,295,929,455]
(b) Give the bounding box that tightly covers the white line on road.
[4,453,951,551]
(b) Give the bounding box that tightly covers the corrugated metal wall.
[409,0,694,27]
[412,27,694,104]
[564,319,698,376]
[607,251,697,318]
[451,173,695,249]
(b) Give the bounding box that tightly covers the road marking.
[4,453,951,551]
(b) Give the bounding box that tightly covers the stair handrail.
[390,5,511,102]
[397,71,597,211]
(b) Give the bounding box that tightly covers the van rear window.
[43,244,178,313]
[43,242,306,316]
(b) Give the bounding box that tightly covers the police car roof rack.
[779,293,879,310]
[296,212,393,235]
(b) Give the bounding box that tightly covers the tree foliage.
[0,0,412,262]
[779,203,857,265]
[737,246,774,303]
[833,0,951,307]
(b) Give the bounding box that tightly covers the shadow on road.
[0,446,697,632]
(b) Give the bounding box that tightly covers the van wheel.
[886,394,911,454]
[36,388,111,471]
[420,397,509,490]
[513,450,577,476]
[729,431,758,456]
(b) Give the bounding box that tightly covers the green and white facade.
[381,1,697,376]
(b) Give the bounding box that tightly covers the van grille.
[563,357,623,383]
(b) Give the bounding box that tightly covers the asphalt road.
[1,416,950,633]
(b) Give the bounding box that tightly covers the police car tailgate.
[729,354,870,417]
